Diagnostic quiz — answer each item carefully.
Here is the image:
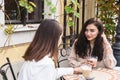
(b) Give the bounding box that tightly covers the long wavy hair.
[75,18,104,61]
[23,19,62,65]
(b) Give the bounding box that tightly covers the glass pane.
[27,0,44,22]
[5,0,19,20]
[5,0,44,24]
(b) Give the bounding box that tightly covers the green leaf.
[19,0,36,13]
[50,7,56,13]
[29,1,36,8]
[65,6,74,14]
[68,21,74,27]
[48,13,52,16]
[19,0,27,7]
[26,5,34,13]
[4,25,14,35]
[75,12,80,18]
[76,3,81,8]
[70,0,76,4]
[46,0,52,6]
[45,0,56,15]
[42,12,46,15]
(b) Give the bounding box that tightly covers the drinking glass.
[87,56,98,68]
[80,64,92,79]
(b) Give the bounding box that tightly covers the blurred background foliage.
[96,0,120,43]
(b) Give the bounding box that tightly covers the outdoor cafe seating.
[58,47,120,80]
[0,48,120,80]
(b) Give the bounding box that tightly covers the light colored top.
[68,40,117,69]
[18,55,73,80]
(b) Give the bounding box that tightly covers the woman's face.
[85,24,99,43]
[58,33,63,46]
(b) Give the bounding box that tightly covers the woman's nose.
[86,31,91,35]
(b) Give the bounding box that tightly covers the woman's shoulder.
[74,39,78,42]
[23,55,53,66]
[37,55,53,64]
[72,39,78,46]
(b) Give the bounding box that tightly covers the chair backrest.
[0,58,17,80]
[11,60,24,79]
[58,47,72,67]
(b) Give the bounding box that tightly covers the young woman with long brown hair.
[18,19,83,80]
[68,18,116,69]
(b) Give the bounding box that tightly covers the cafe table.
[63,67,120,80]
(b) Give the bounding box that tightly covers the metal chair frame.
[0,57,16,80]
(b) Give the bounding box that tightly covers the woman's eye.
[90,29,95,32]
[85,29,88,32]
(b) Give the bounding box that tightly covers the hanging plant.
[43,0,81,47]
[19,0,36,13]
[42,0,56,16]
[19,0,36,26]
[44,0,80,27]
[65,0,80,27]
[4,25,14,35]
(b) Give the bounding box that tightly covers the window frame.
[5,0,44,25]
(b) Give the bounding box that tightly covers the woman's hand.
[101,32,109,44]
[101,32,107,39]
[86,60,95,68]
[73,67,82,74]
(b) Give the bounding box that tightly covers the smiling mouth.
[86,36,91,38]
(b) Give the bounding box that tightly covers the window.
[5,0,44,25]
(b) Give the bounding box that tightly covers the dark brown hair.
[23,19,62,64]
[75,18,104,61]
